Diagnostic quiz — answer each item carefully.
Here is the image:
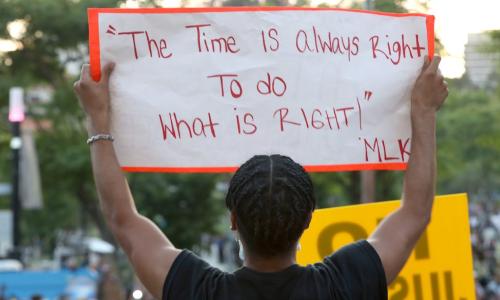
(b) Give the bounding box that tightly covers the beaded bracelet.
[86,134,114,145]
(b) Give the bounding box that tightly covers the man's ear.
[230,210,238,231]
[304,211,313,230]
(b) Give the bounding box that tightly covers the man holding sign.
[75,8,447,300]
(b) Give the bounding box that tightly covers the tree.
[0,0,226,258]
[433,30,500,200]
[222,0,310,7]
[436,81,500,200]
[222,0,260,6]
[372,0,406,12]
[129,173,225,249]
[0,0,121,251]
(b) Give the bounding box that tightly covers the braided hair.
[226,155,316,257]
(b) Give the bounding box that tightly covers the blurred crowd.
[471,201,500,299]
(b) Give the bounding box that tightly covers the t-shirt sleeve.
[162,250,224,300]
[323,240,388,299]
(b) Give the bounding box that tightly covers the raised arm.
[74,64,181,298]
[367,56,448,284]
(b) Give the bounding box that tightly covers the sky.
[425,0,500,78]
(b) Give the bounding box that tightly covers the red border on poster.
[87,7,435,173]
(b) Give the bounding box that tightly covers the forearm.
[88,120,137,227]
[75,64,180,298]
[367,110,437,284]
[367,57,446,284]
[401,110,437,223]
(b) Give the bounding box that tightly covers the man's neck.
[243,250,297,272]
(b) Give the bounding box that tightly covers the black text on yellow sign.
[297,194,475,300]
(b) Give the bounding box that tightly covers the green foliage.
[372,0,406,12]
[437,83,500,199]
[310,172,358,207]
[129,173,226,249]
[222,0,260,6]
[221,0,297,6]
[263,0,289,6]
[22,80,96,250]
[0,0,123,250]
[487,30,500,50]
[316,3,331,8]
[437,29,500,201]
[0,0,227,254]
[294,0,311,7]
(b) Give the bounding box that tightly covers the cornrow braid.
[226,155,316,257]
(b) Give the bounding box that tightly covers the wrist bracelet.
[87,134,114,145]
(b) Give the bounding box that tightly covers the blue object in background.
[0,271,68,300]
[0,268,99,300]
[65,268,99,300]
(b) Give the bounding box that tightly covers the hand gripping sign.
[88,7,434,172]
[297,194,475,300]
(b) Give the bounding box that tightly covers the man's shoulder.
[163,250,233,300]
[320,240,388,299]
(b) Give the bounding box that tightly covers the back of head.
[226,155,316,257]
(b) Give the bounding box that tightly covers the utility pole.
[8,87,24,259]
[361,0,376,203]
[360,170,376,203]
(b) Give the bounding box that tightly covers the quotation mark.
[106,25,117,35]
[364,90,373,101]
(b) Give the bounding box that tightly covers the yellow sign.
[297,194,475,300]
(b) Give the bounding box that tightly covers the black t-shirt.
[163,240,387,300]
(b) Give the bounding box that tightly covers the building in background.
[465,32,499,88]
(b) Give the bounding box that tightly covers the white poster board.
[88,7,434,172]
